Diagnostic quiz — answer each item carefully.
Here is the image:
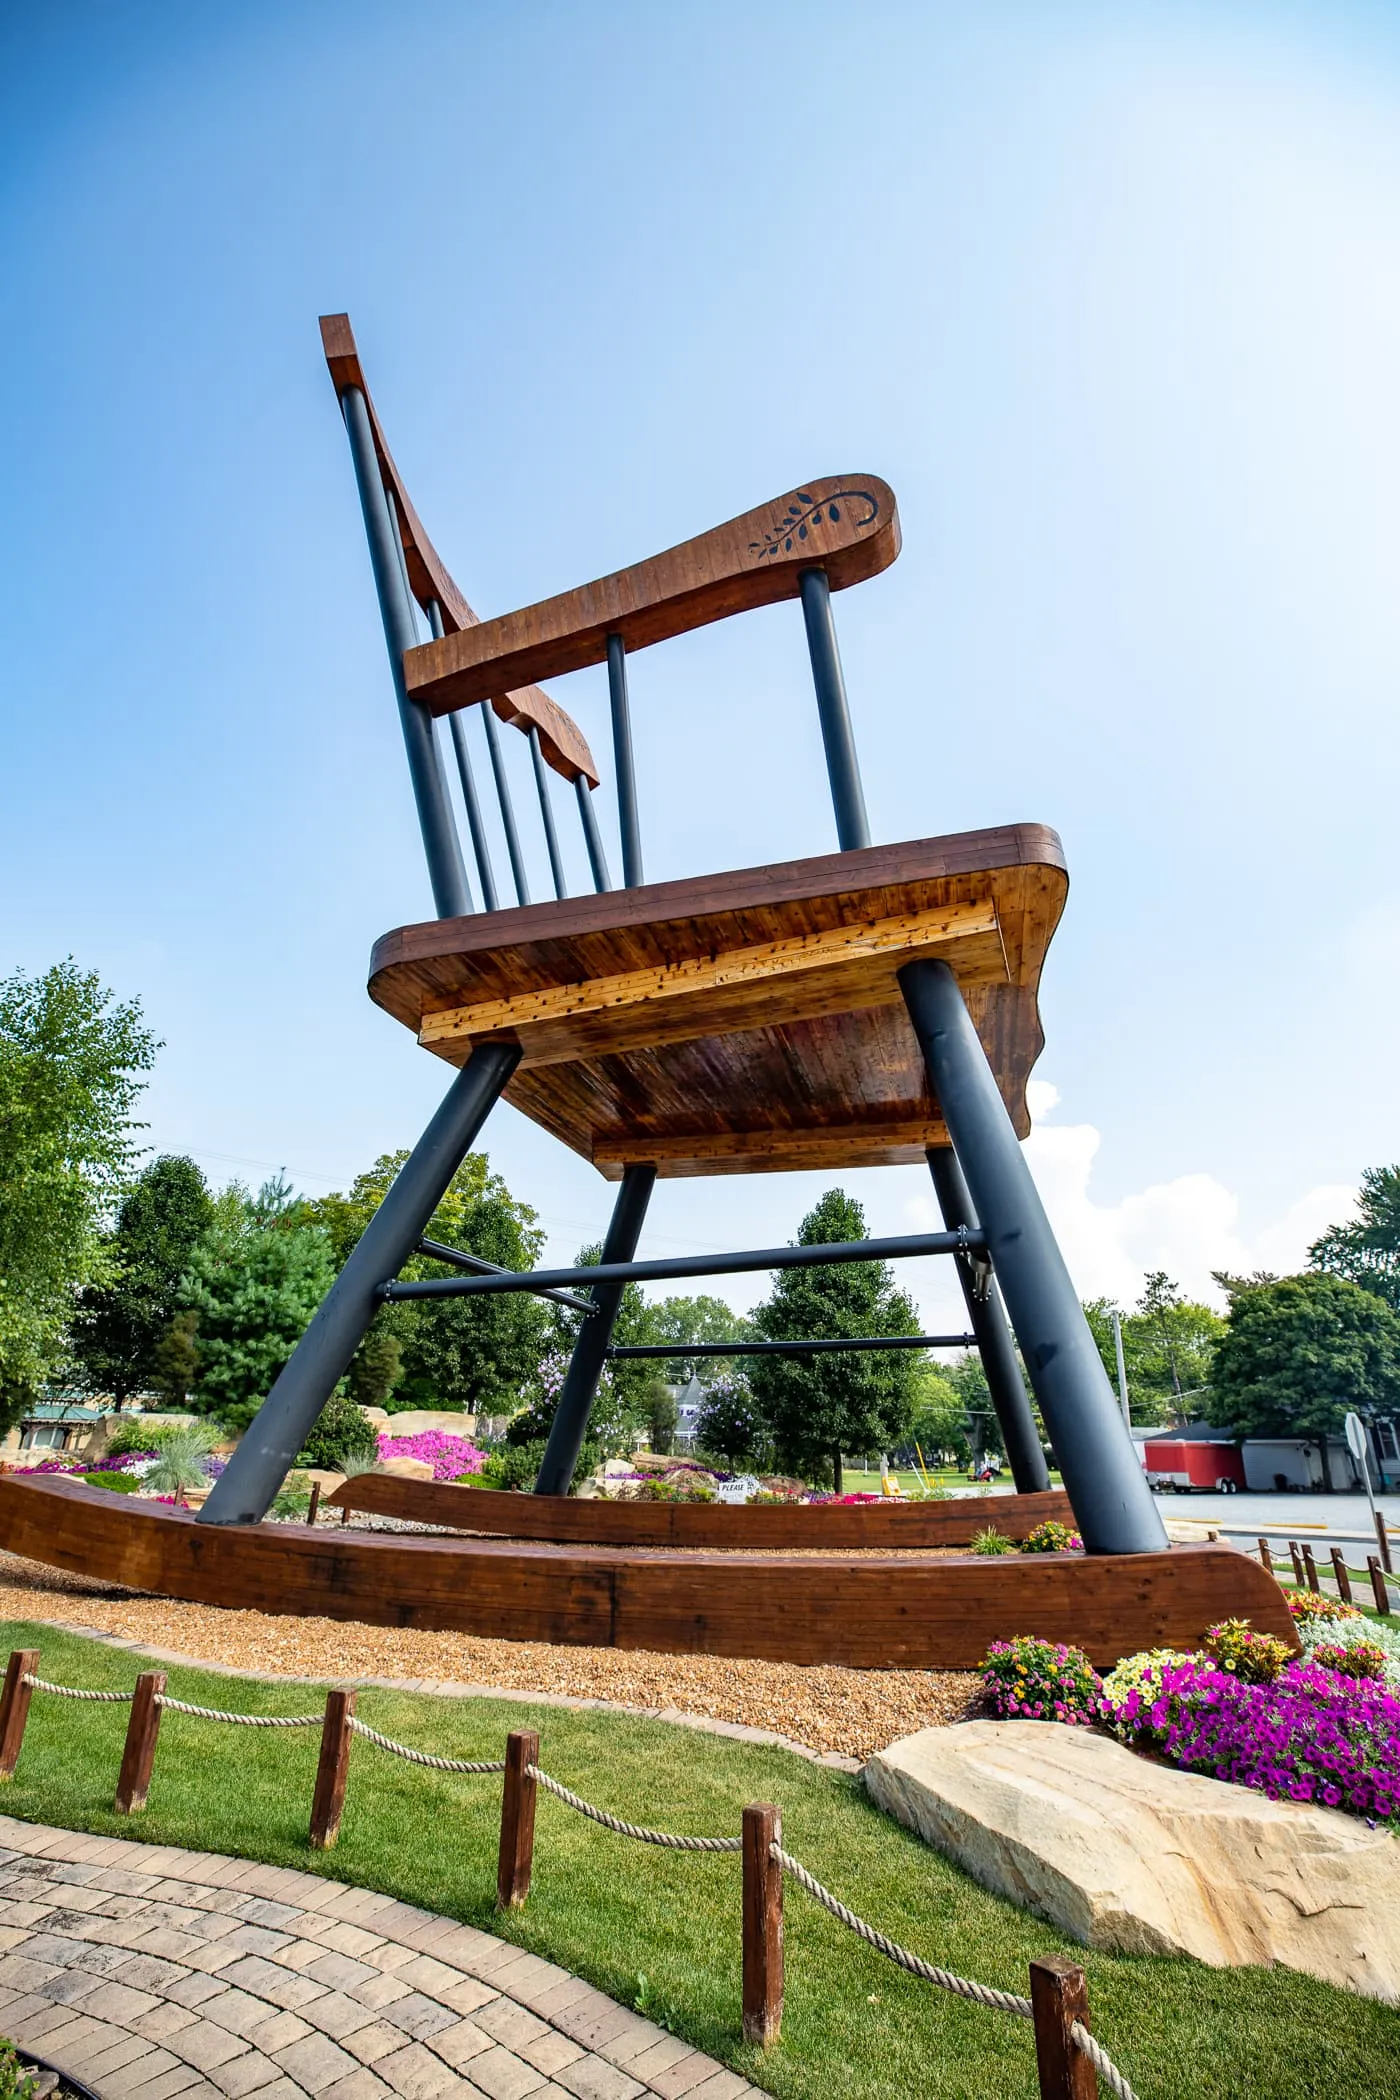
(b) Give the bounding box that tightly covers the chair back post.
[426,598,501,912]
[529,728,568,899]
[482,705,532,905]
[574,777,614,892]
[798,566,871,852]
[340,387,473,918]
[606,633,644,887]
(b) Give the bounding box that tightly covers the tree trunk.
[832,1448,843,1495]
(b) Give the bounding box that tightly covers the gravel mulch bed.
[0,1552,974,1761]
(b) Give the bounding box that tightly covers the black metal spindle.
[425,601,500,913]
[339,387,471,918]
[798,567,871,853]
[606,633,643,887]
[482,704,531,906]
[529,728,568,899]
[575,777,613,892]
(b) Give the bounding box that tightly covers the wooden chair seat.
[369,822,1068,1178]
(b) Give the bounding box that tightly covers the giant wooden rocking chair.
[0,318,1292,1664]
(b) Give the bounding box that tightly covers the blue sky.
[4,1,1399,1332]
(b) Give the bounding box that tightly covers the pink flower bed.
[376,1429,485,1481]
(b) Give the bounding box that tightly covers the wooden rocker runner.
[0,317,1297,1664]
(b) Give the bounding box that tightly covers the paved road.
[0,1817,755,2100]
[1144,1490,1399,1535]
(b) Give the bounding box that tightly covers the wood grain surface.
[319,313,598,786]
[402,474,901,716]
[327,1474,1075,1548]
[0,1476,1296,1668]
[369,825,1068,1176]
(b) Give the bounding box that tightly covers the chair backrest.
[321,313,902,916]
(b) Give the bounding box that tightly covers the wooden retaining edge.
[326,1474,1076,1548]
[0,1475,1296,1669]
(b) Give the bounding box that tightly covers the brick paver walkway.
[0,1819,756,2100]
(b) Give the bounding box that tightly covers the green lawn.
[0,1621,1394,2100]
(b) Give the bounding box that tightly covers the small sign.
[1344,1412,1369,1468]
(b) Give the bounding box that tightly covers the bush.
[297,1390,377,1471]
[970,1526,1015,1556]
[1019,1519,1082,1554]
[1284,1587,1361,1626]
[479,1439,587,1492]
[980,1637,1103,1724]
[1312,1640,1388,1682]
[0,2036,37,2100]
[79,1471,141,1494]
[1201,1618,1294,1685]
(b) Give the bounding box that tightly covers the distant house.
[2,1401,108,1465]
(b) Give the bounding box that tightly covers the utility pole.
[1111,1310,1131,1430]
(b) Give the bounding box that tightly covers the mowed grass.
[0,1622,1395,2100]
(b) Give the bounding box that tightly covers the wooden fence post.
[0,1651,39,1781]
[742,1803,783,2046]
[1288,1541,1305,1587]
[1030,1957,1096,2098]
[307,1481,322,1527]
[1256,1538,1272,1574]
[1329,1547,1352,1605]
[1367,1557,1392,1615]
[115,1672,166,1814]
[1301,1544,1320,1594]
[497,1729,539,1909]
[309,1689,357,1849]
[1375,1511,1394,1577]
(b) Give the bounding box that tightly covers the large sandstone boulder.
[864,1720,1400,2003]
[378,1411,477,1440]
[379,1456,435,1481]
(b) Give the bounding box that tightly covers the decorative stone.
[378,1410,477,1440]
[864,1720,1400,2003]
[379,1456,435,1481]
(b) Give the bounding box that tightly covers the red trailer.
[1143,1439,1246,1493]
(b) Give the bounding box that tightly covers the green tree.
[648,1294,755,1383]
[1209,1273,1400,1488]
[1115,1274,1225,1426]
[150,1309,200,1406]
[898,1365,972,1467]
[748,1189,920,1491]
[1310,1167,1400,1311]
[70,1155,214,1406]
[528,1243,664,1451]
[307,1150,547,1416]
[179,1181,338,1435]
[693,1369,769,1469]
[0,961,157,1427]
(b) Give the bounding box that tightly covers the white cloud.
[901,1079,1355,1320]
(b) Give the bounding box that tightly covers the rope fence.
[0,1648,1141,2100]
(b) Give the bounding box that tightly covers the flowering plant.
[1312,1640,1388,1682]
[1101,1649,1198,1734]
[1019,1520,1083,1554]
[1200,1618,1293,1685]
[1295,1611,1400,1693]
[980,1637,1103,1724]
[1122,1656,1399,1822]
[376,1430,485,1481]
[1284,1588,1360,1626]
